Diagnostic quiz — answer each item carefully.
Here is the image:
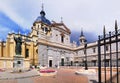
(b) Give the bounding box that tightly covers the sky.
[0,0,120,41]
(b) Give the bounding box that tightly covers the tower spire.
[80,28,84,37]
[40,3,45,16]
[79,28,86,46]
[61,17,63,23]
[103,25,106,35]
[42,3,44,11]
[115,20,118,30]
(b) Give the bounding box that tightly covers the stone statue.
[14,36,22,55]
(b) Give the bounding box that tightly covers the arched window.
[25,49,29,58]
[38,25,39,28]
[61,33,64,43]
[61,35,64,43]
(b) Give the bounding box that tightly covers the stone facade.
[0,28,39,69]
[37,7,120,67]
[0,6,120,69]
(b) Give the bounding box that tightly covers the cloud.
[0,0,39,30]
[43,0,120,35]
[0,26,11,40]
[70,30,97,45]
[0,1,26,29]
[0,11,30,39]
[0,0,120,41]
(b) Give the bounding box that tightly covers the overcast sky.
[0,0,120,40]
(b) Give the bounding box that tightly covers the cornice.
[38,39,75,51]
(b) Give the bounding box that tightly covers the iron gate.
[98,21,120,83]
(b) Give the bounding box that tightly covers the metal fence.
[98,21,120,83]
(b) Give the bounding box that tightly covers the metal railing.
[98,21,120,83]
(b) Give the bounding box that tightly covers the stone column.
[6,38,10,57]
[22,42,26,58]
[0,42,3,57]
[30,41,34,65]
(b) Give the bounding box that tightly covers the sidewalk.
[0,69,39,80]
[0,68,89,83]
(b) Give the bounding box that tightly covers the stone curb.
[0,75,40,80]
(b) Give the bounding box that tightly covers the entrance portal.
[61,58,64,66]
[92,60,97,66]
[71,61,73,66]
[49,60,52,67]
[105,59,109,67]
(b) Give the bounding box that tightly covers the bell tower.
[79,29,86,45]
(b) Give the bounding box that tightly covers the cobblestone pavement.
[33,68,88,83]
[17,78,33,83]
[0,68,90,83]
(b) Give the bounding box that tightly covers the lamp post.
[84,41,88,70]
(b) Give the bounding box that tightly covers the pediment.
[58,25,67,31]
[51,22,71,34]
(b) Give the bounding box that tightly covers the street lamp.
[84,40,88,70]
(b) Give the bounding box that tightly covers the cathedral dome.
[35,16,51,25]
[34,5,51,25]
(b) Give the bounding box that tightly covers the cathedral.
[0,6,84,69]
[0,6,120,69]
[37,7,98,67]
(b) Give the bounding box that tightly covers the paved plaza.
[0,67,98,83]
[0,67,120,83]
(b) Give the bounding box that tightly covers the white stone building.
[36,7,120,68]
